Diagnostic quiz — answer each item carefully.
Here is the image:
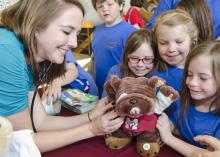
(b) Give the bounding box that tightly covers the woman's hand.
[89,110,124,136]
[89,97,114,120]
[156,113,174,144]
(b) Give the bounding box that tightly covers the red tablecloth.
[42,107,183,157]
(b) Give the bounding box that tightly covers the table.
[42,107,183,157]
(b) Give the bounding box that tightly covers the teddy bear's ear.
[109,75,121,91]
[104,75,121,102]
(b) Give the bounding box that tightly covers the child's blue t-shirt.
[147,0,220,39]
[0,28,34,116]
[155,65,184,93]
[92,21,136,93]
[65,51,98,96]
[166,99,220,147]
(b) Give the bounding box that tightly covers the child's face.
[36,5,83,64]
[96,0,122,27]
[186,55,217,103]
[156,24,191,68]
[128,42,154,77]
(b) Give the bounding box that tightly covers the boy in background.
[91,0,136,95]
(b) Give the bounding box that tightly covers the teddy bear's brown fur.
[104,75,179,157]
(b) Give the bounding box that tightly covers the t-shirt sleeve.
[215,124,220,140]
[0,44,29,116]
[165,98,181,125]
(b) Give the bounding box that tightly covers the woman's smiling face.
[36,5,83,64]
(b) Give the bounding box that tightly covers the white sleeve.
[5,130,41,157]
[155,91,173,115]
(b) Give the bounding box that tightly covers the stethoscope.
[30,62,52,133]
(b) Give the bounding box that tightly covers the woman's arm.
[8,91,123,153]
[29,92,116,131]
[34,109,123,152]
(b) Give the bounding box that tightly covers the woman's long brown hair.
[0,0,84,85]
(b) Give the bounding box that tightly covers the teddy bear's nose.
[130,107,140,115]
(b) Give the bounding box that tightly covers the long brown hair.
[178,41,220,128]
[176,0,213,43]
[121,29,159,77]
[153,10,198,71]
[0,0,84,85]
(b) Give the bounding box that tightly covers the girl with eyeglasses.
[102,29,159,97]
[102,29,179,117]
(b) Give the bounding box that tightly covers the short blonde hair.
[153,10,198,44]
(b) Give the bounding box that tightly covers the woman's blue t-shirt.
[0,28,34,116]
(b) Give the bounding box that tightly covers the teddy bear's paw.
[105,135,131,149]
[136,142,160,157]
[149,76,165,89]
[160,86,179,101]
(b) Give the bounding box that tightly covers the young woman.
[0,0,123,155]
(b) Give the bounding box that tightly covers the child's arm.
[43,62,78,102]
[156,113,207,157]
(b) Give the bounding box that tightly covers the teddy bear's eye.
[130,98,137,105]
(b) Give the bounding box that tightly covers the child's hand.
[156,113,173,144]
[89,97,114,120]
[195,135,220,150]
[42,79,62,103]
[89,110,124,136]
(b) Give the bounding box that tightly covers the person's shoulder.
[94,23,106,31]
[0,28,24,49]
[110,64,121,71]
[109,64,123,77]
[167,65,184,73]
[117,21,136,29]
[114,21,136,36]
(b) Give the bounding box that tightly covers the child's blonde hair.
[153,10,198,45]
[153,10,198,70]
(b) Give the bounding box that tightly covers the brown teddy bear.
[104,75,179,157]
